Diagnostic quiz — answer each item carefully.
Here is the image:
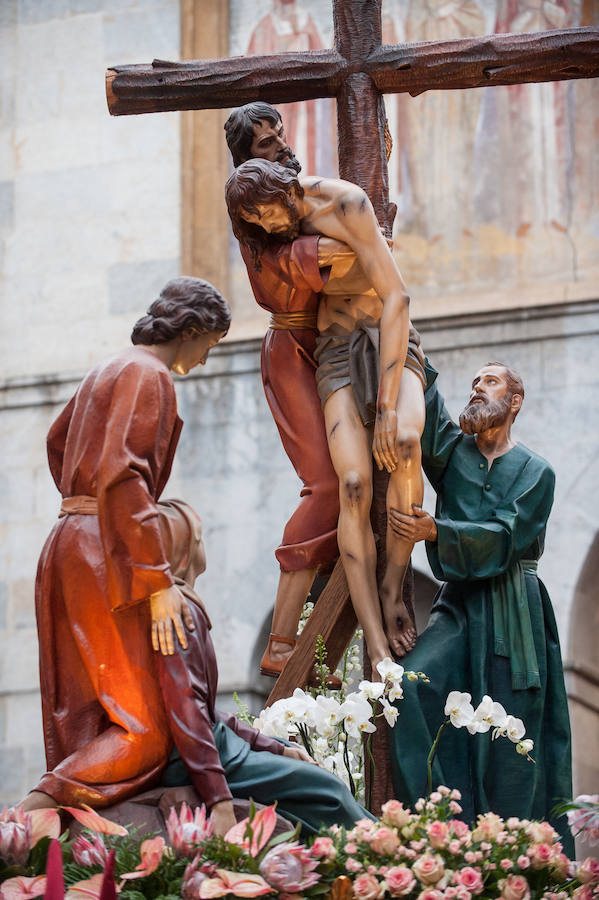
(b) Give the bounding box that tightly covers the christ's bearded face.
[239,195,301,242]
[459,365,515,435]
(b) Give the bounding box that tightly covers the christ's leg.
[324,385,391,674]
[381,369,425,658]
[260,567,317,674]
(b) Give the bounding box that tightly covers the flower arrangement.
[253,653,428,805]
[1,792,598,900]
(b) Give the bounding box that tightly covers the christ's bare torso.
[298,177,385,336]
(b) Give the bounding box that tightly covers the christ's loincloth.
[314,323,426,426]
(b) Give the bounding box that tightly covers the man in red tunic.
[225,103,345,677]
[23,278,231,812]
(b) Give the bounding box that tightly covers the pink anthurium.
[199,869,273,898]
[61,806,128,837]
[120,836,166,880]
[29,808,61,846]
[0,875,47,899]
[225,805,277,857]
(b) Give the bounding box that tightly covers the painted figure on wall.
[244,0,336,176]
[387,359,573,852]
[226,159,426,674]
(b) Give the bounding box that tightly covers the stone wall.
[1,300,597,804]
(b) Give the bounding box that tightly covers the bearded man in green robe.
[388,360,573,852]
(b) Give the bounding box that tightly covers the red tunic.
[241,237,339,572]
[35,348,181,807]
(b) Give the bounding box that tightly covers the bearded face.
[459,391,513,435]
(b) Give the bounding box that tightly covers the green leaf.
[27,836,52,876]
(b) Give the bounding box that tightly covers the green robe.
[389,364,573,852]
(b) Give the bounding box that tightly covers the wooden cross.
[106,3,599,790]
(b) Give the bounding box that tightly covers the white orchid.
[380,698,399,727]
[376,657,405,683]
[467,695,507,734]
[342,694,376,739]
[444,691,475,728]
[498,714,527,743]
[358,680,386,701]
[312,695,344,738]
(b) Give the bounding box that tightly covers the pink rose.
[445,889,458,899]
[449,821,472,844]
[577,857,599,885]
[517,856,530,870]
[430,793,443,804]
[450,790,462,801]
[417,890,444,900]
[412,854,445,885]
[464,852,476,864]
[449,841,461,854]
[454,887,472,900]
[346,843,358,855]
[501,860,514,872]
[385,866,416,897]
[427,821,449,850]
[438,786,451,797]
[456,867,484,895]
[311,837,337,861]
[346,858,363,873]
[450,802,463,815]
[551,853,570,881]
[353,873,382,900]
[526,822,557,845]
[371,827,401,856]
[381,801,412,830]
[573,886,595,900]
[506,818,521,831]
[529,843,554,870]
[472,814,504,843]
[501,874,531,900]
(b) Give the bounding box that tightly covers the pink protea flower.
[182,855,212,900]
[352,872,382,900]
[381,800,412,830]
[0,806,32,867]
[385,865,416,897]
[166,803,214,858]
[259,841,320,893]
[501,874,531,900]
[311,836,337,860]
[456,867,484,895]
[371,827,401,856]
[72,833,110,867]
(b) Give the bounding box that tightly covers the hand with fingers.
[373,408,398,473]
[150,584,195,656]
[388,505,437,543]
[282,743,318,765]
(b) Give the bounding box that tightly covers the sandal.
[260,633,296,677]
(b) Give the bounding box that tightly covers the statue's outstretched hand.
[150,585,195,656]
[373,408,398,473]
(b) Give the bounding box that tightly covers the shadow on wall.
[565,531,599,796]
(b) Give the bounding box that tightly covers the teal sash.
[492,560,541,691]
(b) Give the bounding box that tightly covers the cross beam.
[106,27,599,115]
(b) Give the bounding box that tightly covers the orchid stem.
[426,719,448,797]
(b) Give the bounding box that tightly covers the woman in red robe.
[24,277,231,811]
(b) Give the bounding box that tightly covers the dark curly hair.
[224,102,282,168]
[225,159,303,269]
[131,277,231,346]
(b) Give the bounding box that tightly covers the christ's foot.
[382,599,416,659]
